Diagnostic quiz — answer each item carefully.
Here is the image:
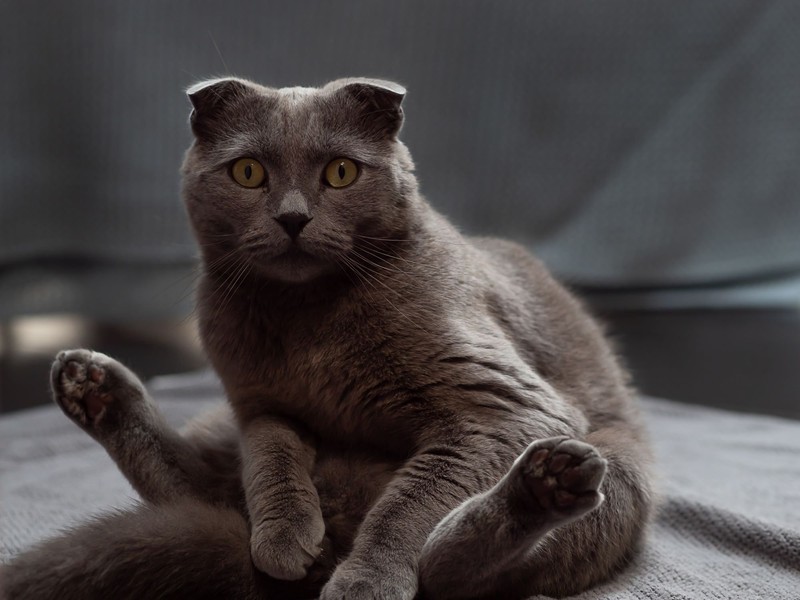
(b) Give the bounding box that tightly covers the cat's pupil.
[244,165,253,179]
[338,163,346,180]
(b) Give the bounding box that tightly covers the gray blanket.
[1,372,799,599]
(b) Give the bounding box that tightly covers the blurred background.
[1,1,798,417]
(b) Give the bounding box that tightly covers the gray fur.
[1,78,653,600]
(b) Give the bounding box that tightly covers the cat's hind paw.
[515,436,607,524]
[51,349,146,430]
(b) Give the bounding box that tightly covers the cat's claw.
[516,436,607,522]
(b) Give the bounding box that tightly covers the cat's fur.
[1,78,653,600]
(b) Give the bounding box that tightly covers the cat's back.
[464,234,637,425]
[464,233,589,346]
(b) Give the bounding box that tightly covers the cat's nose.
[275,212,312,239]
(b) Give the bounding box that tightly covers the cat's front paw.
[51,349,146,433]
[516,436,607,524]
[250,509,326,581]
[320,560,416,600]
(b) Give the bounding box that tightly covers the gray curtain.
[2,1,799,318]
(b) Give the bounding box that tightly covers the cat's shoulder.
[467,235,551,281]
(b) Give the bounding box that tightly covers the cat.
[1,77,653,600]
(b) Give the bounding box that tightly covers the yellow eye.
[324,158,358,188]
[231,158,266,188]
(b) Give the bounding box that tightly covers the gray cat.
[1,78,653,600]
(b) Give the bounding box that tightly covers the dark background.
[1,1,799,417]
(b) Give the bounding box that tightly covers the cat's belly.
[311,450,402,555]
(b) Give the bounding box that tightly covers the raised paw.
[51,349,146,431]
[515,436,607,523]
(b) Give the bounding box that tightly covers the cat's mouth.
[244,241,312,260]
[247,244,334,283]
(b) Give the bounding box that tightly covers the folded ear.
[330,78,406,140]
[186,77,258,139]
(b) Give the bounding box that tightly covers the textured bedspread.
[1,372,799,599]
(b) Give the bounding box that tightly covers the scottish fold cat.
[2,78,652,600]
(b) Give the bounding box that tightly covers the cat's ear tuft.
[332,78,406,140]
[186,78,255,139]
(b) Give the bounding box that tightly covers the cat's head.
[181,77,418,284]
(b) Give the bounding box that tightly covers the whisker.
[207,256,247,302]
[201,231,242,238]
[210,258,251,324]
[338,253,384,310]
[338,260,386,320]
[355,238,423,268]
[351,245,417,277]
[159,246,243,326]
[353,234,413,243]
[340,254,431,336]
[151,245,242,317]
[334,257,361,290]
[354,234,466,247]
[208,31,230,74]
[204,247,245,272]
[350,248,413,279]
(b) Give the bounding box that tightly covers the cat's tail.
[1,500,321,600]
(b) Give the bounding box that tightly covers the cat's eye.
[231,158,266,188]
[324,158,358,188]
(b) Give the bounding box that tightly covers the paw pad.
[52,350,115,427]
[519,437,607,519]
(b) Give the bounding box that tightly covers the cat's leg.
[418,430,652,599]
[240,416,326,581]
[1,499,326,600]
[51,349,241,507]
[319,427,518,600]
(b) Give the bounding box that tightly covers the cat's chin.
[253,249,335,284]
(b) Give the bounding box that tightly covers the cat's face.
[181,78,417,284]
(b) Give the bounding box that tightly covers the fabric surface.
[1,372,798,598]
[3,2,800,318]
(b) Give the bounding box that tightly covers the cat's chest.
[208,297,420,450]
[276,330,420,447]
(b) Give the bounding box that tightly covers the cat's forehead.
[276,86,317,103]
[214,89,378,166]
[259,88,339,140]
[266,86,334,124]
